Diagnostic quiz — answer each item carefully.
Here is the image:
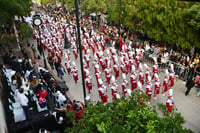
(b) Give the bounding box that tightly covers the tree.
[0,0,32,50]
[0,0,32,24]
[105,0,199,49]
[19,23,33,46]
[185,4,200,31]
[66,91,193,133]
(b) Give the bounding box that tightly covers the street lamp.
[33,15,47,69]
[64,23,78,50]
[75,0,87,106]
[118,0,122,36]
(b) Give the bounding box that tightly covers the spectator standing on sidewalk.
[185,77,195,96]
[17,88,30,120]
[54,59,60,75]
[57,64,66,82]
[47,53,54,69]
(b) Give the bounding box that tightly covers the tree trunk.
[13,18,21,50]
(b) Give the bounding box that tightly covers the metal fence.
[143,51,200,81]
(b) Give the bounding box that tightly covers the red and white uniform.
[111,84,119,100]
[129,59,134,73]
[65,60,71,75]
[166,98,174,113]
[137,81,143,93]
[152,64,158,79]
[169,72,175,87]
[84,53,91,68]
[113,64,119,80]
[154,81,161,97]
[122,44,128,52]
[145,71,151,83]
[113,55,118,65]
[94,64,100,73]
[85,76,92,94]
[162,77,169,94]
[72,47,78,60]
[146,83,153,98]
[92,59,99,67]
[105,56,111,67]
[120,63,126,73]
[135,55,140,69]
[111,84,118,95]
[95,72,102,88]
[104,67,112,85]
[112,93,120,100]
[130,73,137,91]
[72,67,78,83]
[128,51,133,59]
[83,68,88,79]
[98,87,107,103]
[99,57,106,71]
[124,60,129,74]
[139,72,144,85]
[121,81,127,97]
[65,50,71,61]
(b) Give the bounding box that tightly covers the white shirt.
[57,92,66,105]
[17,92,29,106]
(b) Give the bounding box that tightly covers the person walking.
[185,77,195,96]
[17,88,30,120]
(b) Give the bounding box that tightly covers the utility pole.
[75,0,87,105]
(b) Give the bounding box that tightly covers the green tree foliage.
[80,0,108,15]
[0,0,32,24]
[64,0,75,10]
[19,23,33,46]
[185,4,200,31]
[67,91,193,133]
[81,0,198,49]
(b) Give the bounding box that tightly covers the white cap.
[95,64,99,69]
[111,75,116,84]
[155,73,159,81]
[144,63,148,69]
[168,88,173,97]
[116,93,120,99]
[120,57,124,63]
[127,88,132,96]
[56,90,61,95]
[165,69,169,75]
[10,70,16,77]
[112,48,116,54]
[137,81,142,89]
[72,61,76,67]
[98,79,103,85]
[170,64,174,72]
[114,56,118,63]
[106,49,110,55]
[153,57,157,64]
[58,116,63,123]
[144,63,149,70]
[147,76,151,83]
[85,69,89,76]
[87,49,90,54]
[94,54,98,60]
[122,73,126,79]
[131,65,136,72]
[139,64,143,71]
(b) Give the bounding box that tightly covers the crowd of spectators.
[143,42,200,81]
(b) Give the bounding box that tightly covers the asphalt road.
[29,36,200,132]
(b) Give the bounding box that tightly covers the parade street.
[29,36,200,132]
